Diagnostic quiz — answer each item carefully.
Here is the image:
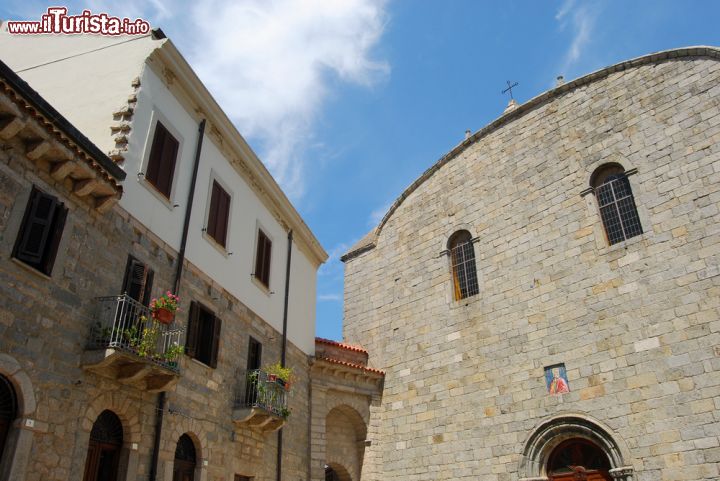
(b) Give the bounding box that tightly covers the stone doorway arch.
[518,414,635,481]
[325,404,367,481]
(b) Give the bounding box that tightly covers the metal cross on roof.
[502,80,519,100]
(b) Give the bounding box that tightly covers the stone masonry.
[0,59,312,481]
[342,47,720,481]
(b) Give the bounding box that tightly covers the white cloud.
[555,0,600,77]
[22,0,390,201]
[188,0,390,199]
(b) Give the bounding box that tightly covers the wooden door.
[83,441,121,481]
[172,460,195,481]
[548,439,612,481]
[82,410,123,481]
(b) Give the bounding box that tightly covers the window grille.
[593,167,642,245]
[449,231,479,300]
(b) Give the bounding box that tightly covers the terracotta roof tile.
[315,337,368,354]
[316,356,385,375]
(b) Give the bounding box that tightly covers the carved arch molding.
[518,415,634,481]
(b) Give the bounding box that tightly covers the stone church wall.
[343,51,720,481]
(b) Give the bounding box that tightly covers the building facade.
[342,47,720,481]
[0,30,381,481]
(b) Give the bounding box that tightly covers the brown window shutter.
[41,204,67,275]
[122,256,148,303]
[185,302,200,358]
[146,122,179,199]
[262,235,272,287]
[209,315,222,368]
[14,188,58,266]
[207,181,220,241]
[254,231,265,283]
[142,268,154,307]
[145,124,166,187]
[157,132,179,197]
[216,188,230,247]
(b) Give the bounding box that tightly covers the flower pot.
[284,382,291,391]
[153,307,175,324]
[268,374,277,382]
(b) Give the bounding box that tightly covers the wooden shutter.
[185,302,200,358]
[254,230,271,287]
[209,315,221,369]
[207,181,230,248]
[14,188,58,266]
[122,256,148,302]
[41,204,67,275]
[216,187,230,247]
[207,182,220,240]
[254,232,265,283]
[142,268,154,307]
[146,122,179,199]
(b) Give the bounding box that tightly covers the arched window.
[83,410,123,481]
[591,164,642,245]
[448,230,479,300]
[174,434,197,481]
[548,438,611,481]
[0,375,17,463]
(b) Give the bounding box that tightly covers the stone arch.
[518,413,634,481]
[163,415,208,481]
[74,392,144,481]
[82,391,142,444]
[325,404,368,481]
[0,353,36,417]
[326,462,352,481]
[0,354,36,481]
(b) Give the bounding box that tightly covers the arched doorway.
[325,463,352,481]
[547,438,611,480]
[0,375,17,462]
[173,434,197,481]
[83,410,123,481]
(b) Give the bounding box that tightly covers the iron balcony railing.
[88,295,184,372]
[244,369,288,417]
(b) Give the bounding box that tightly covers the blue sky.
[2,1,720,341]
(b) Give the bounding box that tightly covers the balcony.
[81,295,183,392]
[232,369,288,432]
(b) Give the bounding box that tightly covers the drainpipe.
[149,118,206,481]
[277,229,293,481]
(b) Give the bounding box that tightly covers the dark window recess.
[592,165,643,245]
[0,375,17,465]
[121,255,154,306]
[145,121,179,199]
[247,337,262,371]
[185,301,221,368]
[253,229,272,288]
[206,180,231,248]
[235,476,253,481]
[13,186,68,275]
[448,230,479,301]
[245,337,262,405]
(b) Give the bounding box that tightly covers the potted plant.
[150,292,180,324]
[264,362,294,389]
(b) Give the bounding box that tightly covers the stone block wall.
[0,115,312,480]
[343,51,720,481]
